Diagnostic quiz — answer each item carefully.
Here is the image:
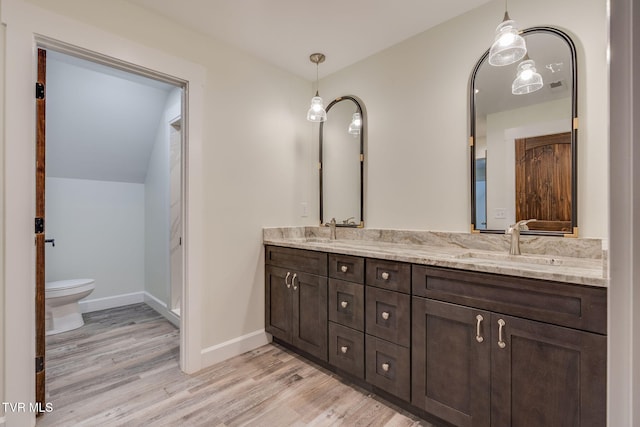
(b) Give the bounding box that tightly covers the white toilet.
[45,279,95,335]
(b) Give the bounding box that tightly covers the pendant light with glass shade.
[306,53,327,122]
[512,54,544,95]
[488,0,527,66]
[348,112,362,135]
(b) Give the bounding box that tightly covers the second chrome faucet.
[506,219,537,255]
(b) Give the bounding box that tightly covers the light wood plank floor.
[38,303,432,427]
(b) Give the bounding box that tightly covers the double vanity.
[264,227,606,427]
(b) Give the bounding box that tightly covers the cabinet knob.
[381,271,390,280]
[381,311,390,320]
[340,346,349,354]
[340,301,349,309]
[381,362,390,372]
[292,273,298,291]
[340,265,349,273]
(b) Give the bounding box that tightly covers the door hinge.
[35,217,44,234]
[35,356,44,373]
[35,82,45,100]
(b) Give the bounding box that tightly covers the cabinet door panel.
[265,265,292,342]
[366,287,410,346]
[365,335,410,401]
[329,322,365,379]
[328,278,364,331]
[491,314,606,427]
[329,253,365,283]
[292,271,328,361]
[265,245,328,276]
[412,298,490,427]
[366,259,411,293]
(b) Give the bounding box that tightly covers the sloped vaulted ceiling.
[46,51,176,184]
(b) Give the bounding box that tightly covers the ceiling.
[46,51,176,183]
[125,0,494,81]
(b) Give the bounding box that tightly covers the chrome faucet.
[326,217,337,240]
[506,219,537,255]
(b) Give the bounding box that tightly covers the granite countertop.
[263,227,608,288]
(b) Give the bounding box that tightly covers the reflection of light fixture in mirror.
[306,53,327,122]
[348,112,362,136]
[512,56,543,95]
[488,1,527,66]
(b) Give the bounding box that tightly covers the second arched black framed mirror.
[470,27,578,237]
[319,95,365,227]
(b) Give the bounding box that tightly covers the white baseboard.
[201,329,270,367]
[144,292,180,328]
[79,292,145,313]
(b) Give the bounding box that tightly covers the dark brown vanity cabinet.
[265,246,328,361]
[265,245,607,427]
[411,265,607,427]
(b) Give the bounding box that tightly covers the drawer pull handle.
[340,346,349,354]
[381,271,390,280]
[340,301,349,309]
[381,311,390,320]
[381,362,390,372]
[285,272,291,289]
[292,273,298,291]
[340,265,349,273]
[475,314,484,343]
[497,318,506,349]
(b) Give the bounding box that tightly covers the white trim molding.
[144,292,180,328]
[79,292,145,314]
[201,330,271,368]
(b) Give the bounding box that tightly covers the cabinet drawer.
[366,287,410,347]
[265,245,327,276]
[329,253,365,283]
[365,335,410,402]
[328,279,364,331]
[412,265,607,335]
[366,259,411,293]
[329,322,365,380]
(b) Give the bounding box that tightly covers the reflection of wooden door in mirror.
[515,132,571,232]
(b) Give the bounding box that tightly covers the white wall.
[144,87,181,306]
[45,178,145,300]
[320,0,608,238]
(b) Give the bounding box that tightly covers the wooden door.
[291,271,328,361]
[515,132,571,232]
[264,265,292,342]
[412,298,490,427]
[35,48,47,408]
[490,314,606,427]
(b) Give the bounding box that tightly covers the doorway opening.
[36,46,186,404]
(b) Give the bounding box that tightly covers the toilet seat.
[45,279,95,298]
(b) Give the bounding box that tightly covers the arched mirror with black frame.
[319,95,365,227]
[470,27,578,237]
